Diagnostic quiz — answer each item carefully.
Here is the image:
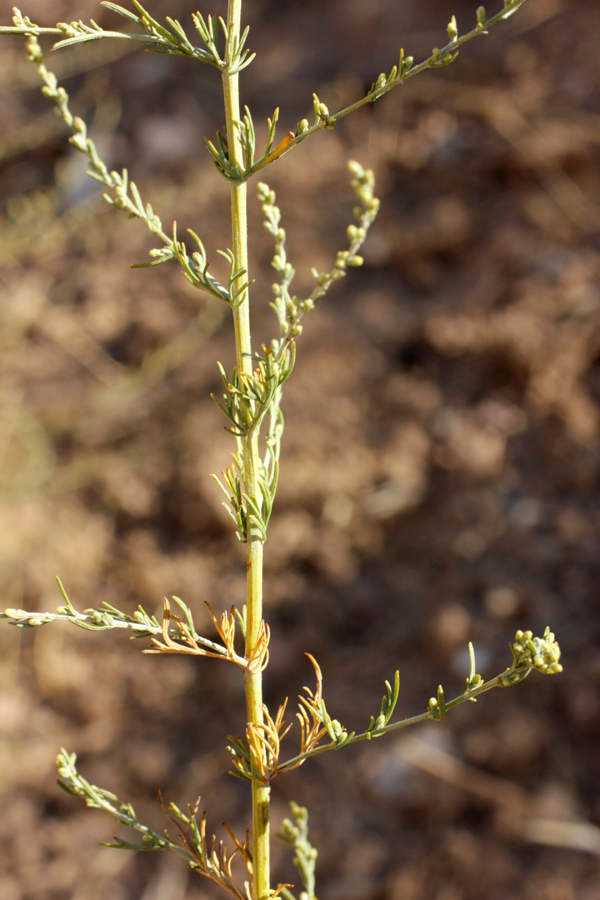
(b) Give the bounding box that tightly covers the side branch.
[204,0,530,182]
[279,803,318,900]
[1,3,255,71]
[2,580,269,671]
[57,750,255,900]
[278,629,562,774]
[19,33,231,302]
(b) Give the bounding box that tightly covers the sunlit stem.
[222,2,270,900]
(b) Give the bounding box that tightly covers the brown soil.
[0,2,599,899]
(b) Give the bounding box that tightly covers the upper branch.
[1,3,255,71]
[205,0,531,182]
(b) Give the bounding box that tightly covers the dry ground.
[0,1,599,899]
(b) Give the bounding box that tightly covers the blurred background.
[0,1,599,898]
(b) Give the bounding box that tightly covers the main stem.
[222,3,270,900]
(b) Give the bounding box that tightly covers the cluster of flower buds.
[510,627,563,675]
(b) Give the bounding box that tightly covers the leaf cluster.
[212,163,379,544]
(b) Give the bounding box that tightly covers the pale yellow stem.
[222,3,270,899]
